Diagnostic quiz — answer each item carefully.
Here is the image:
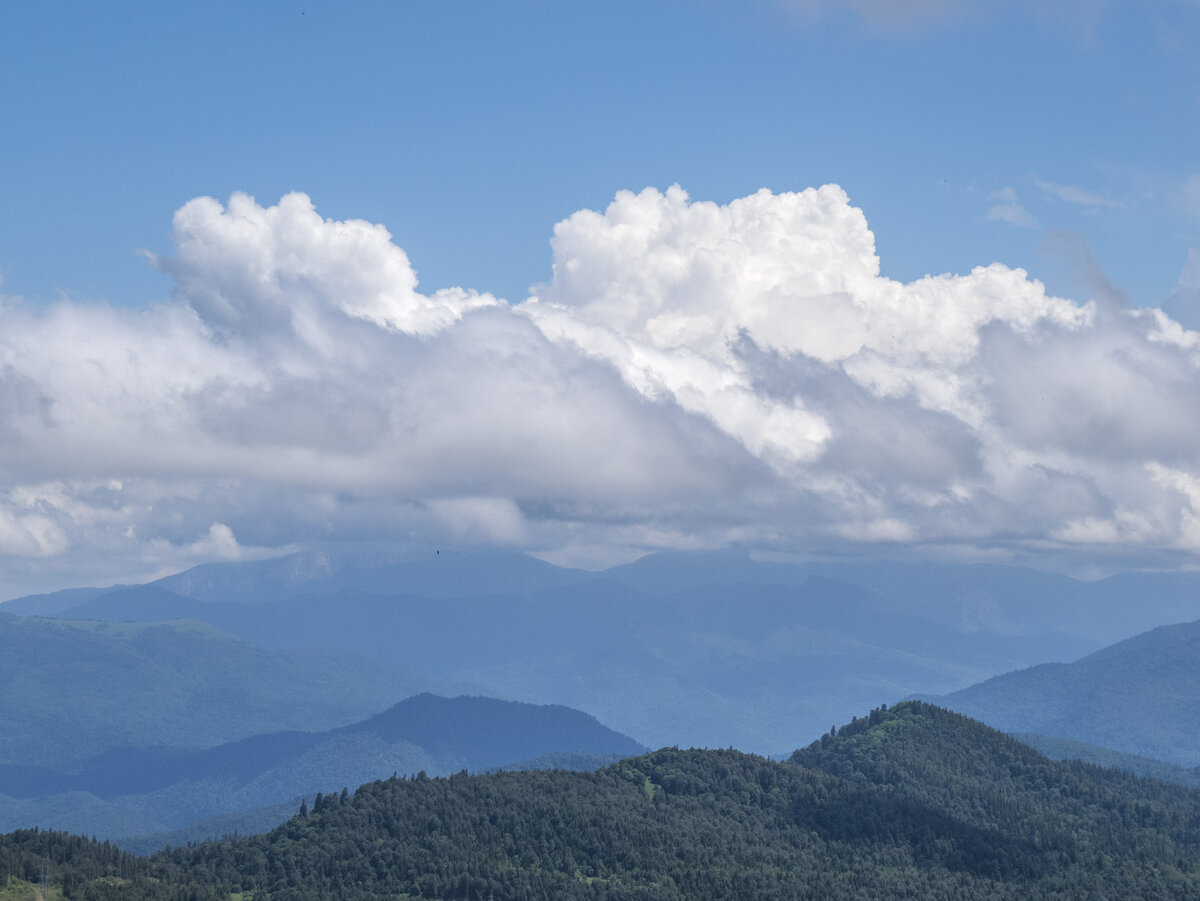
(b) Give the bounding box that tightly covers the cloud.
[3,186,1200,594]
[1035,180,1123,210]
[986,187,1038,229]
[150,192,499,348]
[1165,248,1200,330]
[161,522,285,563]
[426,497,528,545]
[1183,174,1200,219]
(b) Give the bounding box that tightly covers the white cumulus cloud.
[2,185,1200,595]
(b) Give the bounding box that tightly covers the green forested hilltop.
[8,702,1200,899]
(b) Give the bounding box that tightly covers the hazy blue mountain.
[17,549,1200,753]
[1,585,115,616]
[12,549,593,611]
[152,548,592,604]
[0,613,422,768]
[813,561,1200,646]
[335,694,644,766]
[609,552,1200,646]
[1013,734,1200,789]
[60,584,208,621]
[0,695,645,850]
[18,550,1200,648]
[41,575,1019,751]
[152,552,336,604]
[925,618,1200,766]
[0,694,644,800]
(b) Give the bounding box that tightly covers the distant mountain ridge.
[11,549,1200,753]
[12,550,1200,768]
[0,694,645,851]
[4,549,595,613]
[924,618,1200,766]
[0,694,645,800]
[15,549,1200,646]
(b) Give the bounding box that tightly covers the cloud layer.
[2,186,1199,594]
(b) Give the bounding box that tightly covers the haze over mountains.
[11,549,1200,752]
[0,614,417,769]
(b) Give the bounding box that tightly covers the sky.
[1,0,1199,597]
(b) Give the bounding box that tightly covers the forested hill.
[154,704,1200,899]
[7,702,1200,899]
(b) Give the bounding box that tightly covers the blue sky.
[4,1,1196,310]
[2,0,1200,595]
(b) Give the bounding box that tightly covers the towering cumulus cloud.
[1,186,1198,593]
[158,192,499,343]
[523,185,1088,468]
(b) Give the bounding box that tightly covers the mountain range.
[11,549,1200,753]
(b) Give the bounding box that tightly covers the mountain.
[13,701,1198,900]
[0,585,115,616]
[0,694,645,800]
[607,551,1200,646]
[924,618,1200,766]
[0,613,421,768]
[154,548,594,604]
[0,694,645,850]
[20,550,1200,648]
[38,575,1032,753]
[335,694,645,769]
[15,549,1200,753]
[2,549,593,612]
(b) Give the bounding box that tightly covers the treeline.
[0,827,223,900]
[8,702,1200,899]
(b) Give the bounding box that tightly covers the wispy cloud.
[1182,173,1200,219]
[986,187,1038,228]
[1035,179,1123,209]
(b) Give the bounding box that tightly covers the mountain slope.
[925,618,1200,766]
